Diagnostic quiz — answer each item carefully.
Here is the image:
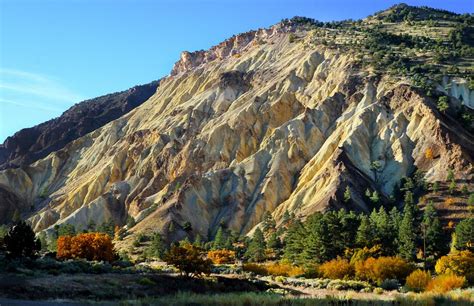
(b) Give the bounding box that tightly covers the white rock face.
[441,77,474,109]
[0,28,472,243]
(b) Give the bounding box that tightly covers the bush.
[380,279,400,291]
[164,243,211,277]
[56,232,115,262]
[348,245,382,264]
[318,258,354,279]
[355,256,413,285]
[435,251,474,283]
[207,249,236,264]
[242,262,304,277]
[406,270,431,292]
[426,274,466,293]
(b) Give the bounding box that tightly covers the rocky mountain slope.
[0,4,472,247]
[0,81,159,170]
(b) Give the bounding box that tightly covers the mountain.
[0,5,472,249]
[0,81,160,170]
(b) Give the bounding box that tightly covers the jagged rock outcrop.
[0,81,159,170]
[0,11,472,246]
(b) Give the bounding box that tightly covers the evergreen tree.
[267,231,281,250]
[283,220,306,264]
[213,226,227,250]
[454,218,474,251]
[398,200,418,261]
[193,234,203,248]
[87,219,96,231]
[431,181,439,193]
[371,207,397,255]
[303,212,339,263]
[447,168,455,181]
[245,228,266,262]
[343,186,351,203]
[370,191,380,205]
[224,237,233,250]
[356,215,375,248]
[389,206,402,230]
[98,220,114,237]
[179,237,191,247]
[57,223,76,236]
[168,222,175,234]
[422,201,447,258]
[448,179,456,194]
[148,232,167,259]
[338,209,359,250]
[282,210,291,227]
[262,211,276,234]
[4,221,41,258]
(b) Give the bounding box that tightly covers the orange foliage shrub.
[406,270,431,292]
[207,249,236,264]
[319,258,354,279]
[426,274,466,293]
[243,262,304,277]
[57,232,115,262]
[445,198,455,206]
[355,256,413,285]
[435,251,474,283]
[425,148,434,160]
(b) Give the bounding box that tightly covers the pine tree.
[447,168,455,181]
[431,181,439,193]
[356,215,375,248]
[389,206,402,230]
[370,190,380,205]
[224,237,233,250]
[245,228,266,262]
[422,201,447,258]
[283,220,306,264]
[448,179,456,194]
[371,207,396,255]
[148,232,167,259]
[303,212,340,263]
[193,234,203,248]
[168,222,175,234]
[213,226,227,250]
[4,221,41,258]
[338,209,359,250]
[267,231,281,251]
[343,186,351,203]
[398,200,418,261]
[282,210,291,227]
[262,211,276,234]
[454,218,474,251]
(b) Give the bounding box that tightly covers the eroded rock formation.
[0,21,472,246]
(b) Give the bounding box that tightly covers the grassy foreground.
[123,290,474,306]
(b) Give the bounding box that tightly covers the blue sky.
[0,0,472,142]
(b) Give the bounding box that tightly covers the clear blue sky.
[0,0,472,142]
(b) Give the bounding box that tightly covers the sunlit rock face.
[0,23,472,244]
